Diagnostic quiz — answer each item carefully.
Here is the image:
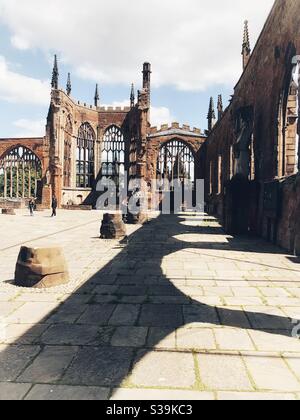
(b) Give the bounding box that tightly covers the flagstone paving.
[0,209,300,400]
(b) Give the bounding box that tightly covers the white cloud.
[0,55,50,105]
[150,106,175,127]
[101,99,176,127]
[13,118,45,137]
[103,99,175,127]
[11,35,30,51]
[0,0,275,91]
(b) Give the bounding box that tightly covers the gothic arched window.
[101,125,125,181]
[0,146,42,199]
[157,140,195,187]
[76,123,95,188]
[277,56,299,177]
[64,116,72,188]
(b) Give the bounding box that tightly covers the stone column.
[48,91,64,208]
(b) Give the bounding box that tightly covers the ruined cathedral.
[0,0,300,255]
[0,59,206,210]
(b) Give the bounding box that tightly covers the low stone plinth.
[15,246,69,288]
[126,212,148,225]
[100,213,126,239]
[62,205,93,211]
[1,208,16,215]
[0,199,25,209]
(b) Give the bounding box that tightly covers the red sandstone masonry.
[0,138,46,164]
[203,0,300,252]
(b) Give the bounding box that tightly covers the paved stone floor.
[0,209,300,400]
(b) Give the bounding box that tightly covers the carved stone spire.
[51,55,59,90]
[94,84,100,107]
[207,97,216,132]
[142,62,151,91]
[217,94,223,120]
[242,20,251,70]
[142,62,151,106]
[130,83,135,108]
[66,73,72,96]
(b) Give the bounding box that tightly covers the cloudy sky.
[0,0,274,138]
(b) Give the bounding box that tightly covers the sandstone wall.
[204,0,300,253]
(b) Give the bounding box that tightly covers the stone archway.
[157,139,196,212]
[0,146,42,200]
[157,139,196,186]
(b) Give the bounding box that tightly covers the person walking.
[29,198,35,217]
[51,195,58,217]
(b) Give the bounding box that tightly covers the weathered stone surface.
[249,330,300,352]
[214,328,255,351]
[111,327,148,347]
[139,304,183,327]
[0,0,298,264]
[130,351,196,388]
[0,345,40,382]
[204,1,300,253]
[0,382,32,400]
[14,246,69,288]
[176,328,216,350]
[77,304,116,325]
[2,323,48,345]
[6,302,58,324]
[0,210,300,398]
[109,304,140,326]
[147,327,176,349]
[62,347,134,386]
[18,346,78,383]
[40,324,99,345]
[217,392,296,401]
[0,198,26,210]
[0,302,24,318]
[244,354,300,392]
[25,384,109,401]
[198,354,253,391]
[100,213,126,239]
[126,211,148,225]
[1,209,16,215]
[111,388,214,400]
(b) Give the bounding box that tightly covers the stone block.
[18,346,78,383]
[130,351,196,388]
[197,354,253,391]
[100,213,126,239]
[25,385,109,401]
[244,354,300,392]
[0,383,32,401]
[0,344,40,382]
[1,208,16,215]
[126,212,148,225]
[14,246,69,288]
[111,327,148,347]
[111,388,214,400]
[62,347,134,386]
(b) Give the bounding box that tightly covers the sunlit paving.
[0,210,300,401]
[0,0,300,405]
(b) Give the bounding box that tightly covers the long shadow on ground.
[0,213,299,398]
